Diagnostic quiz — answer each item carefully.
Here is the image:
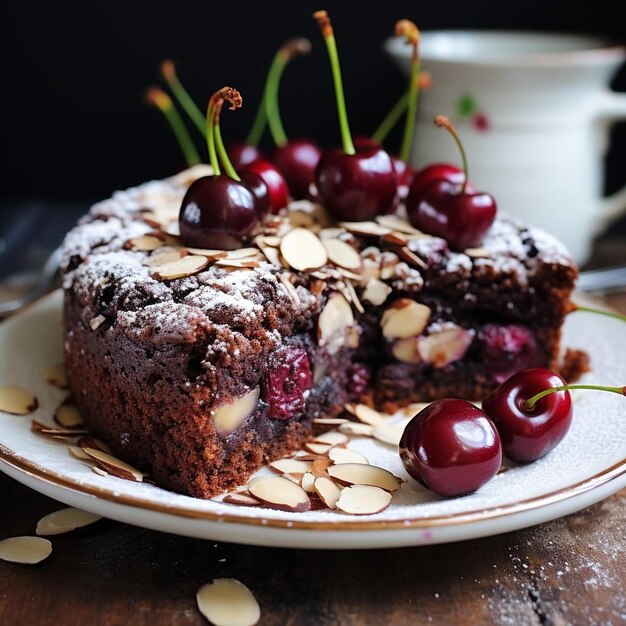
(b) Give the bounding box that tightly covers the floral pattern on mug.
[457,95,491,132]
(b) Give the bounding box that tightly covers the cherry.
[179,87,261,250]
[483,369,626,463]
[145,87,201,168]
[273,139,321,200]
[391,156,414,189]
[406,116,496,250]
[238,169,271,217]
[263,347,312,419]
[242,159,289,214]
[313,11,398,220]
[409,163,474,198]
[400,399,502,497]
[227,142,264,170]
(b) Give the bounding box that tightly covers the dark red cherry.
[409,163,474,198]
[263,347,312,419]
[482,369,572,463]
[179,175,260,250]
[238,170,270,218]
[353,135,379,150]
[407,178,497,250]
[316,145,399,221]
[391,156,414,189]
[480,324,544,384]
[273,139,321,200]
[227,142,264,170]
[243,159,289,214]
[400,399,502,497]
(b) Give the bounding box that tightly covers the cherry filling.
[346,363,371,400]
[480,324,543,384]
[263,347,312,419]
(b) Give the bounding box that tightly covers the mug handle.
[594,89,626,232]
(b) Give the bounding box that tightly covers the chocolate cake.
[61,165,578,498]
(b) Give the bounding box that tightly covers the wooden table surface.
[1,296,625,626]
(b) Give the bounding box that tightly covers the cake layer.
[61,166,578,497]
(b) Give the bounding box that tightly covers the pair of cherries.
[400,370,626,497]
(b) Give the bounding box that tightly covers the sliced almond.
[77,436,112,453]
[281,472,304,484]
[335,485,392,515]
[269,458,312,475]
[68,445,91,460]
[301,472,316,492]
[222,493,261,507]
[197,578,260,626]
[225,247,260,260]
[0,386,38,415]
[280,228,327,271]
[91,466,109,477]
[248,476,311,512]
[338,221,390,237]
[304,442,334,456]
[322,239,363,272]
[372,422,405,446]
[0,536,52,564]
[31,420,88,438]
[346,404,388,426]
[381,299,431,339]
[313,418,349,427]
[125,235,163,251]
[258,244,282,267]
[314,431,349,446]
[277,273,301,306]
[150,254,208,280]
[464,246,492,258]
[328,463,402,492]
[261,235,282,247]
[314,476,342,509]
[82,448,144,482]
[382,231,410,246]
[328,447,368,465]
[397,246,428,270]
[183,247,228,260]
[362,278,391,306]
[339,422,374,437]
[44,364,68,389]
[318,227,346,240]
[211,388,259,437]
[144,246,183,267]
[36,507,102,536]
[376,215,424,235]
[317,293,354,354]
[344,280,364,314]
[311,457,333,477]
[54,404,84,428]
[391,337,421,364]
[215,258,259,269]
[90,315,106,330]
[417,326,473,368]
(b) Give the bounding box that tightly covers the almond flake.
[269,458,312,475]
[314,476,342,509]
[183,247,228,260]
[197,579,260,626]
[304,442,334,456]
[339,422,374,437]
[36,507,102,536]
[280,228,327,271]
[258,244,282,267]
[68,445,91,460]
[381,299,431,339]
[31,420,89,437]
[44,364,68,389]
[311,457,333,477]
[313,418,349,426]
[150,254,208,280]
[335,485,392,515]
[225,247,260,260]
[398,246,428,269]
[92,466,109,477]
[301,472,316,492]
[82,448,144,482]
[391,337,421,364]
[143,247,183,267]
[281,472,304,484]
[54,404,84,428]
[215,258,259,269]
[0,386,38,415]
[222,493,261,507]
[328,463,402,492]
[248,476,311,512]
[372,422,405,446]
[322,238,363,272]
[261,235,282,247]
[317,293,354,354]
[328,447,368,465]
[417,326,474,367]
[0,536,52,564]
[346,403,388,426]
[382,231,409,246]
[465,246,492,258]
[314,431,349,446]
[125,235,163,252]
[212,388,259,436]
[362,278,391,306]
[319,227,346,240]
[376,215,424,235]
[77,436,112,453]
[89,315,106,331]
[278,274,301,306]
[344,281,364,314]
[338,221,390,237]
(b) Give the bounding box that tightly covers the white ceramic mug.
[386,31,626,263]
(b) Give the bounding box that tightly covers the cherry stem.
[572,304,626,324]
[523,383,626,411]
[145,88,201,167]
[206,87,243,179]
[161,61,206,137]
[396,20,420,163]
[256,38,311,148]
[314,11,355,155]
[372,92,408,145]
[434,115,469,194]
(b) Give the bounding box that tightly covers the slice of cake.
[61,167,578,498]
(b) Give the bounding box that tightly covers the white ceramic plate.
[1,290,625,549]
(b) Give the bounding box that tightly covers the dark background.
[2,0,626,204]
